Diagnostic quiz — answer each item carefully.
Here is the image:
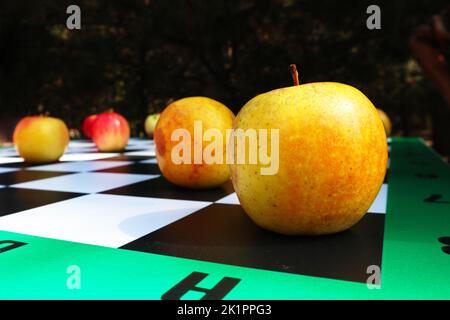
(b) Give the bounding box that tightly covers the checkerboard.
[0,137,449,299]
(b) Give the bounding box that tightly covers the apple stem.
[290,64,299,86]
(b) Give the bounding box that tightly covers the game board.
[0,137,449,299]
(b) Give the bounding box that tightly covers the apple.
[144,113,160,138]
[229,65,387,235]
[13,115,69,163]
[154,97,234,189]
[82,114,97,139]
[377,109,392,136]
[91,111,130,152]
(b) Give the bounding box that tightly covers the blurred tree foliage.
[0,0,448,136]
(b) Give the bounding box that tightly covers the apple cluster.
[12,65,389,236]
[14,111,132,163]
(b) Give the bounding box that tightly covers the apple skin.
[91,112,130,152]
[144,113,160,138]
[377,109,392,136]
[82,114,98,139]
[229,82,388,235]
[13,116,69,163]
[154,97,234,189]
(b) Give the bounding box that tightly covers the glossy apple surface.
[82,114,97,139]
[229,82,388,235]
[154,97,234,189]
[14,116,69,163]
[91,112,130,152]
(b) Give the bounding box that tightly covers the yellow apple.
[377,108,392,136]
[154,97,234,189]
[229,65,388,235]
[14,116,70,163]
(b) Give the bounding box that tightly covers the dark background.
[0,0,448,139]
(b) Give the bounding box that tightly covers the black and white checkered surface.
[0,138,390,282]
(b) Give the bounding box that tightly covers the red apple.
[91,112,130,152]
[82,114,97,139]
[14,115,69,163]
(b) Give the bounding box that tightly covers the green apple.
[144,113,160,138]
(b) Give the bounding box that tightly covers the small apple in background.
[144,113,160,138]
[91,111,130,152]
[82,114,98,139]
[377,109,392,137]
[69,128,81,139]
[14,116,69,163]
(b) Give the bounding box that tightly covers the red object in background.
[410,6,450,158]
[91,112,130,152]
[82,114,98,139]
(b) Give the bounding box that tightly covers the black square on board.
[96,163,161,175]
[122,203,385,283]
[97,155,153,162]
[0,170,71,186]
[0,187,84,217]
[103,177,234,202]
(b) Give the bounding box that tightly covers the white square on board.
[367,183,388,214]
[0,194,211,248]
[124,150,156,157]
[128,139,154,145]
[0,148,19,157]
[27,161,133,173]
[10,172,159,193]
[216,193,239,205]
[0,167,20,174]
[60,153,119,162]
[140,158,158,164]
[0,157,24,164]
[66,147,99,154]
[68,141,96,148]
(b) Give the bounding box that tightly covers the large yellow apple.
[229,67,387,235]
[154,97,234,189]
[14,116,70,163]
